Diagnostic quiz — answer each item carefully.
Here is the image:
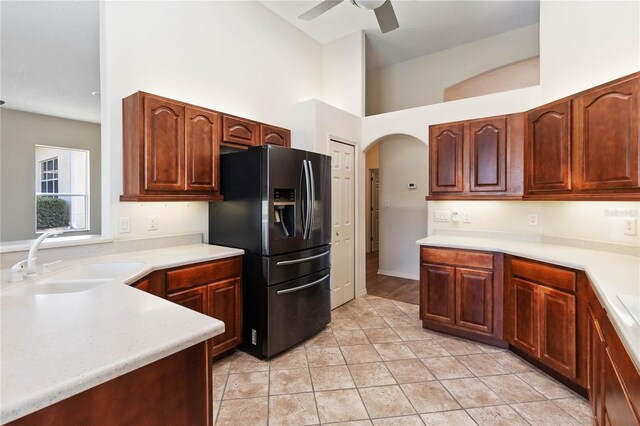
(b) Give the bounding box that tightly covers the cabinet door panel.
[208,278,242,356]
[588,305,605,424]
[469,118,506,192]
[144,96,185,191]
[574,77,639,191]
[168,286,207,314]
[603,347,639,425]
[421,263,456,324]
[429,123,464,193]
[527,101,572,193]
[260,124,290,147]
[511,278,538,357]
[456,268,493,333]
[185,107,220,192]
[223,116,258,147]
[539,286,576,379]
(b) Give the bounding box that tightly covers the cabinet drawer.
[421,247,493,270]
[511,258,576,293]
[167,257,242,293]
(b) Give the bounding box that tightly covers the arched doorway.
[364,134,428,305]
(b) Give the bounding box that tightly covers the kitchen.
[1,1,639,425]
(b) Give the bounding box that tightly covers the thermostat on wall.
[408,183,417,190]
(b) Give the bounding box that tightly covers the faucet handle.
[9,259,35,283]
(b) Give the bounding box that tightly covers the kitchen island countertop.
[0,243,243,424]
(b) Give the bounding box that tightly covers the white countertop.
[0,244,244,424]
[417,234,640,371]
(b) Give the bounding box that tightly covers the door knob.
[336,232,340,236]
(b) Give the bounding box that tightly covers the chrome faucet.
[8,228,66,282]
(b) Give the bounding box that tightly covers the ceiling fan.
[298,0,399,34]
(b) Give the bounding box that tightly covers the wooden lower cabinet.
[8,342,212,426]
[507,258,579,382]
[421,246,640,425]
[588,285,640,425]
[539,285,576,379]
[421,263,456,325]
[511,278,539,357]
[134,256,243,358]
[168,286,208,316]
[456,268,493,334]
[420,247,503,346]
[208,278,243,354]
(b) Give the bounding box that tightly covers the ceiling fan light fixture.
[352,0,386,11]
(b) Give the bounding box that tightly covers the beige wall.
[0,108,101,241]
[378,136,428,279]
[366,24,540,115]
[102,1,323,240]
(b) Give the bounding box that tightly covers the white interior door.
[330,140,355,309]
[371,169,379,253]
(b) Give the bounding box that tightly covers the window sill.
[0,235,114,254]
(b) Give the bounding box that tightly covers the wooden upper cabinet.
[427,114,524,199]
[455,268,493,333]
[121,92,222,201]
[185,107,220,192]
[526,100,572,194]
[429,123,464,193]
[144,96,185,192]
[573,76,640,193]
[260,124,291,147]
[223,115,258,147]
[469,117,507,192]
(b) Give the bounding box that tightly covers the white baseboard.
[377,269,419,281]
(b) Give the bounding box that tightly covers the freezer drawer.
[263,268,331,357]
[263,245,331,286]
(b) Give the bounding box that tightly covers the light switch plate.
[147,215,158,231]
[119,217,130,233]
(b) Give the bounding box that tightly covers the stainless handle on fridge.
[276,250,330,266]
[303,160,312,239]
[308,160,315,238]
[276,274,329,295]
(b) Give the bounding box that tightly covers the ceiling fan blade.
[374,0,399,33]
[298,0,344,21]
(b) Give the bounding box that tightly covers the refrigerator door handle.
[276,250,330,266]
[303,160,312,239]
[276,274,330,295]
[308,160,315,238]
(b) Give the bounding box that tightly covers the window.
[40,158,59,193]
[35,145,90,233]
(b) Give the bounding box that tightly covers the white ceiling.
[1,1,100,123]
[260,0,540,70]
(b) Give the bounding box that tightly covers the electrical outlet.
[434,210,450,222]
[624,218,637,236]
[118,217,130,233]
[147,215,158,231]
[528,214,539,226]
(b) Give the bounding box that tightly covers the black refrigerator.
[209,145,331,358]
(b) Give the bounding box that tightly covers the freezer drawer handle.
[276,251,330,266]
[276,274,330,295]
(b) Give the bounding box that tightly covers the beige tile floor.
[212,295,594,425]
